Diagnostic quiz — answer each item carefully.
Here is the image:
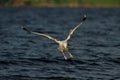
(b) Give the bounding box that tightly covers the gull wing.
[31,32,58,43]
[65,15,86,41]
[22,27,59,43]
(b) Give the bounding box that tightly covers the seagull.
[22,15,86,60]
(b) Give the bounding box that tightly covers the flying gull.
[22,15,86,60]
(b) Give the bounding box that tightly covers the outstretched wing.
[65,15,87,41]
[22,27,59,43]
[31,32,59,43]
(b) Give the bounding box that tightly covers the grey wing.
[31,32,59,43]
[22,27,58,43]
[65,15,86,41]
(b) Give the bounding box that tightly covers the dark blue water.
[0,7,120,80]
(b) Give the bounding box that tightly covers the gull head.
[58,41,68,52]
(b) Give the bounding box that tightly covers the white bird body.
[58,40,68,52]
[22,15,86,60]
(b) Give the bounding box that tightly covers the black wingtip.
[21,26,31,33]
[82,15,87,21]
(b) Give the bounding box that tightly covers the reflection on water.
[0,7,120,80]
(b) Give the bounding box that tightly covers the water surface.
[0,7,120,80]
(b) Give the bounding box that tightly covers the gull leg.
[58,47,67,60]
[61,51,67,60]
[67,51,73,58]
